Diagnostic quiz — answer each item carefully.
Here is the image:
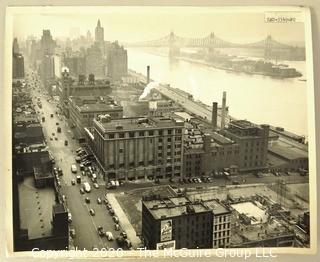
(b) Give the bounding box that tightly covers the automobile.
[75,157,81,163]
[169,178,174,183]
[187,178,193,183]
[120,231,127,239]
[92,166,96,171]
[193,178,198,183]
[89,209,95,216]
[50,113,54,118]
[178,178,183,184]
[114,224,120,231]
[207,177,212,182]
[50,137,53,141]
[93,183,99,189]
[109,209,115,215]
[76,147,83,153]
[197,178,202,183]
[71,179,76,185]
[56,122,59,125]
[52,132,55,136]
[57,181,61,187]
[64,140,68,146]
[106,204,112,210]
[113,216,119,224]
[76,175,81,184]
[125,239,132,248]
[68,212,72,223]
[81,171,86,176]
[70,229,76,238]
[105,231,114,241]
[97,226,104,236]
[97,198,102,204]
[85,197,90,204]
[55,137,58,141]
[83,161,92,167]
[58,168,63,176]
[182,178,187,183]
[80,188,85,194]
[79,164,84,170]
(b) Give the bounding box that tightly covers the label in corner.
[265,11,304,23]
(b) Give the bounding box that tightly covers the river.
[127,48,308,137]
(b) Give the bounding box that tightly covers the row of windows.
[107,129,182,139]
[214,230,230,238]
[214,222,231,231]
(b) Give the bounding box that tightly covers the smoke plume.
[139,81,159,100]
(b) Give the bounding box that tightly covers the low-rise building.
[87,116,184,181]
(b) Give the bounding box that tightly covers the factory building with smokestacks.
[182,91,269,176]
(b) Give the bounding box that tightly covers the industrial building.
[221,120,269,171]
[68,95,123,141]
[87,116,184,181]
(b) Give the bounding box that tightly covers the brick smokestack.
[212,102,218,130]
[221,91,226,129]
[147,65,150,84]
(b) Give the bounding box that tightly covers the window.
[109,134,114,139]
[149,131,154,136]
[158,130,163,135]
[129,132,134,138]
[119,133,124,138]
[167,138,172,142]
[168,130,172,135]
[139,131,144,137]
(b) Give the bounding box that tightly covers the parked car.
[85,197,90,204]
[113,216,119,224]
[71,179,76,185]
[89,209,95,216]
[80,188,85,194]
[68,212,72,223]
[114,224,120,231]
[106,204,112,210]
[109,209,115,215]
[97,198,102,204]
[93,183,99,189]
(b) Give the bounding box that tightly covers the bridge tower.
[208,32,216,56]
[264,35,273,60]
[169,31,180,58]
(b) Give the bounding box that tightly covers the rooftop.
[202,199,231,215]
[144,197,211,220]
[94,116,184,133]
[268,143,308,160]
[210,132,234,145]
[19,177,56,239]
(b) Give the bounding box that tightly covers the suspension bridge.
[123,32,304,59]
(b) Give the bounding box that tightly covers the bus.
[83,182,91,193]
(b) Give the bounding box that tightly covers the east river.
[127,48,308,137]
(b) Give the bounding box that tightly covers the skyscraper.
[106,41,128,80]
[40,30,56,56]
[95,19,104,43]
[12,38,20,54]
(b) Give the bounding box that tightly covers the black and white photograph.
[5,5,316,258]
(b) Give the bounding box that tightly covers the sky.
[12,6,305,46]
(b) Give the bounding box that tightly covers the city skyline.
[12,7,305,46]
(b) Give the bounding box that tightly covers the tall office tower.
[40,30,56,56]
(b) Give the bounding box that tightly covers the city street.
[27,69,123,250]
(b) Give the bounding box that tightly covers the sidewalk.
[107,193,141,248]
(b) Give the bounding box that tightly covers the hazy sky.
[12,7,305,45]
